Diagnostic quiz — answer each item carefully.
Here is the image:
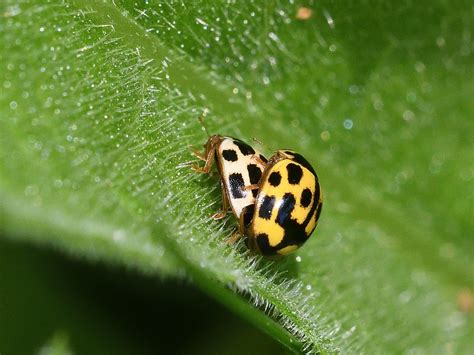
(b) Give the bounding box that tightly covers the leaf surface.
[1,1,473,352]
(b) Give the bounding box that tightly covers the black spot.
[300,188,312,208]
[276,193,296,226]
[280,218,308,246]
[247,164,262,185]
[302,181,321,230]
[229,173,245,199]
[252,189,258,198]
[222,149,238,162]
[306,201,323,237]
[242,204,254,227]
[259,154,268,163]
[256,233,278,256]
[313,180,321,206]
[233,140,255,156]
[268,172,281,186]
[259,195,275,220]
[289,152,317,177]
[286,163,303,184]
[275,193,308,245]
[268,185,321,253]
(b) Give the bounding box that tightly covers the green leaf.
[38,332,73,355]
[1,0,473,352]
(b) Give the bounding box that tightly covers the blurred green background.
[0,238,283,354]
[1,0,473,353]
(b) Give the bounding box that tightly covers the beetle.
[192,135,268,220]
[241,150,323,257]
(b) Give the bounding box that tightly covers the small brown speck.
[457,289,474,314]
[296,7,313,20]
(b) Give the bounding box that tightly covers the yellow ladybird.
[241,150,323,257]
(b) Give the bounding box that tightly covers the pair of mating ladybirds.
[193,135,323,258]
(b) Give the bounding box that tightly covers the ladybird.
[241,150,323,257]
[193,135,268,220]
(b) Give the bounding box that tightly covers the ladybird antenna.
[251,136,271,152]
[198,108,210,137]
[251,137,264,146]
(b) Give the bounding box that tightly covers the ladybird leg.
[191,149,207,161]
[243,184,259,191]
[189,139,208,160]
[254,155,267,166]
[238,208,248,235]
[211,211,228,220]
[211,180,230,220]
[191,135,221,173]
[191,148,214,173]
[225,229,241,245]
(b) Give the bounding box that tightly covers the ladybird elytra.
[246,150,322,257]
[193,134,267,220]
